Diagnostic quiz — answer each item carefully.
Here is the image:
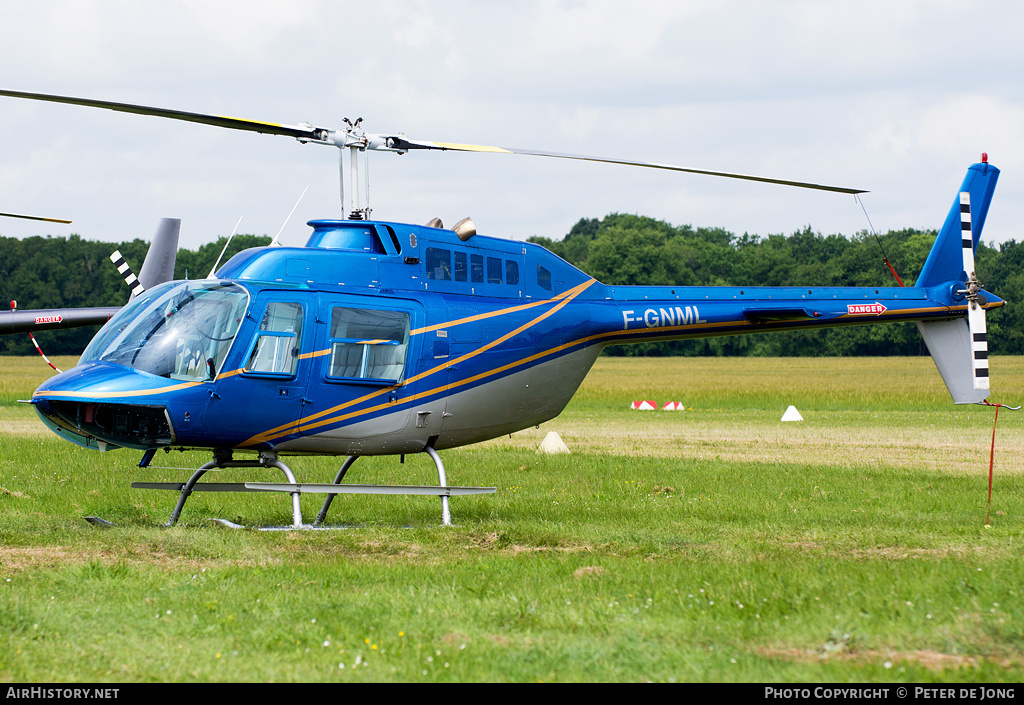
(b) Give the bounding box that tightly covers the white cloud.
[0,0,1022,248]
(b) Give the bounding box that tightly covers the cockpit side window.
[244,302,304,376]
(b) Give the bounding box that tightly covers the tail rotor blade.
[960,192,989,391]
[961,192,976,279]
[110,250,144,298]
[968,304,989,391]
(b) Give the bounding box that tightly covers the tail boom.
[592,284,1000,347]
[589,159,1003,405]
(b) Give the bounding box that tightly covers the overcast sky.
[1,1,1022,253]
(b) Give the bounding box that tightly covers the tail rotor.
[957,192,989,391]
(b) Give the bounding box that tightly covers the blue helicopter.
[0,89,1004,529]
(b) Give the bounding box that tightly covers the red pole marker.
[28,332,62,373]
[978,400,1021,526]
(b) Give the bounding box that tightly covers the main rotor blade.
[1,89,866,194]
[0,211,71,224]
[0,89,323,140]
[389,138,868,194]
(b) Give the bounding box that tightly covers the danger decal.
[846,303,887,316]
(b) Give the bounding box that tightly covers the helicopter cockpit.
[80,281,250,381]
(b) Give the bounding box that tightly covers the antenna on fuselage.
[207,215,243,278]
[270,185,309,247]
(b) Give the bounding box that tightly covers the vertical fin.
[137,218,180,290]
[915,160,999,288]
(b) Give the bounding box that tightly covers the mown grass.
[1,355,1023,682]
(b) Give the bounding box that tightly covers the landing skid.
[115,448,494,529]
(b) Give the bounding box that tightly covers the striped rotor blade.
[110,250,145,298]
[0,211,71,224]
[389,138,867,194]
[0,89,322,140]
[960,192,976,277]
[968,303,989,390]
[960,192,988,390]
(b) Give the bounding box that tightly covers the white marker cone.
[538,431,570,454]
[781,405,803,422]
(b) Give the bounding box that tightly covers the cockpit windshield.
[81,281,250,381]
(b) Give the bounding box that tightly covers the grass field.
[1,355,1023,683]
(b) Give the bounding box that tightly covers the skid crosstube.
[128,448,493,528]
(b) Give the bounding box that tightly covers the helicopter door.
[201,293,313,444]
[299,297,423,450]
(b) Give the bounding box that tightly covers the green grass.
[1,355,1023,682]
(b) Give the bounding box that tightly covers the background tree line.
[0,233,270,355]
[2,215,1021,356]
[527,214,1024,357]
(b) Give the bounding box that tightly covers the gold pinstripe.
[33,366,247,398]
[30,288,587,399]
[242,279,598,445]
[410,287,580,336]
[32,297,999,415]
[250,299,1000,445]
[33,379,204,399]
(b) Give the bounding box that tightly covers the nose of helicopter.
[31,361,183,451]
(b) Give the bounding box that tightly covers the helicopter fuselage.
[29,206,1001,458]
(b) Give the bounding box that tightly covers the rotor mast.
[327,118,409,220]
